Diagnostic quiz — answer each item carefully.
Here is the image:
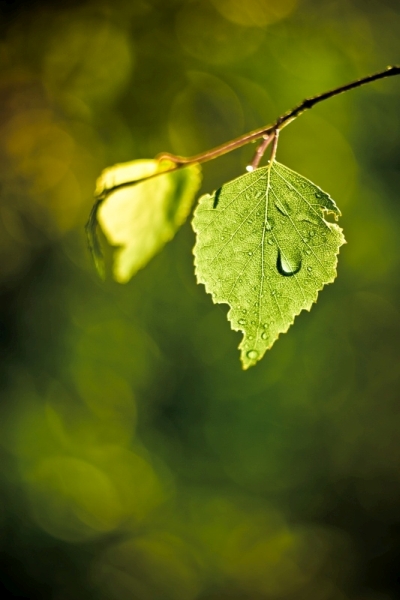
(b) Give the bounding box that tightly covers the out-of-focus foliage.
[1,0,400,599]
[193,161,345,368]
[96,159,201,282]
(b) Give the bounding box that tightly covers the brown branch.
[95,65,400,201]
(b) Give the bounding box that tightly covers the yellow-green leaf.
[96,159,201,283]
[192,161,346,369]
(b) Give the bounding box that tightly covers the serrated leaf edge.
[192,173,346,369]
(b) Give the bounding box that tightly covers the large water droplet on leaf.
[276,249,302,277]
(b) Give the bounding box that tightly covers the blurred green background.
[1,0,400,598]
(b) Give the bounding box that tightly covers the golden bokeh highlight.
[211,0,298,28]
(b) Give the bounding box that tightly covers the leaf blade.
[192,161,345,369]
[96,159,201,283]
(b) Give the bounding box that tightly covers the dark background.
[1,0,400,598]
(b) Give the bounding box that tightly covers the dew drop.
[248,251,253,256]
[247,349,259,360]
[276,249,302,277]
[275,198,289,217]
[239,318,246,325]
[305,249,311,255]
[302,237,308,243]
[263,323,268,328]
[271,290,277,296]
[267,239,274,245]
[242,309,247,314]
[251,320,256,325]
[315,192,322,198]
[265,222,272,231]
[309,230,315,237]
[248,335,254,340]
[307,266,313,272]
[261,332,268,340]
[221,235,225,240]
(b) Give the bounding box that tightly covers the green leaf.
[96,159,201,283]
[192,161,346,369]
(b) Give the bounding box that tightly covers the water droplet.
[251,320,256,325]
[247,349,259,360]
[239,318,246,325]
[221,235,225,240]
[275,198,289,217]
[261,332,268,340]
[267,239,274,245]
[309,230,315,237]
[277,249,302,277]
[248,251,253,256]
[305,249,311,255]
[242,309,247,314]
[248,335,253,340]
[271,290,277,296]
[263,323,268,328]
[302,238,308,243]
[238,278,243,283]
[265,222,272,231]
[315,192,322,198]
[307,266,312,272]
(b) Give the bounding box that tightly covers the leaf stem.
[270,129,280,163]
[247,133,274,171]
[96,65,400,201]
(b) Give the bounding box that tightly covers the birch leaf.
[192,161,346,369]
[96,159,201,283]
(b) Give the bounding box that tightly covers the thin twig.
[96,65,400,201]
